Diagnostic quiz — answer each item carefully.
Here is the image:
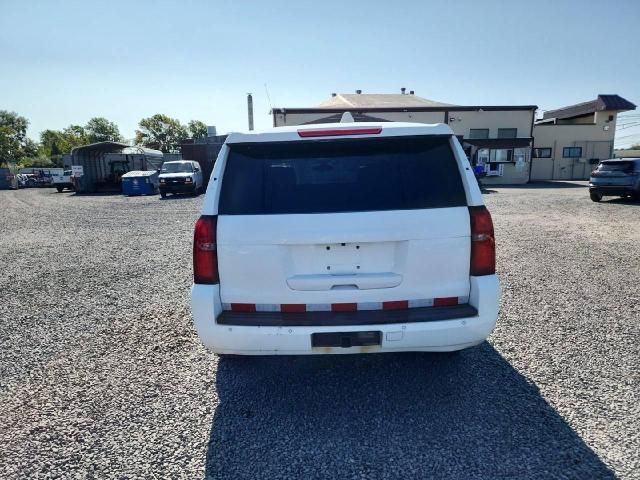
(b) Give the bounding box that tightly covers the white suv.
[191,122,499,355]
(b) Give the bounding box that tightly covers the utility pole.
[247,93,254,131]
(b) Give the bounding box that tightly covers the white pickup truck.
[191,120,500,356]
[52,170,74,192]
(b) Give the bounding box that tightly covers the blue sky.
[1,0,639,147]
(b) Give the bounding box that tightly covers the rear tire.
[590,192,603,202]
[56,186,64,193]
[160,192,167,198]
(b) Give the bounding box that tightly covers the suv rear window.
[219,135,466,215]
[597,161,633,172]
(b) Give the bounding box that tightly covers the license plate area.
[311,331,381,348]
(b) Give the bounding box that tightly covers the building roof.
[542,94,636,120]
[71,141,129,155]
[318,93,455,109]
[300,112,391,124]
[123,146,164,158]
[271,92,537,115]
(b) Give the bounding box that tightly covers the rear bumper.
[217,304,478,327]
[160,183,196,194]
[589,184,634,196]
[191,275,500,355]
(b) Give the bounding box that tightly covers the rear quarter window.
[219,135,467,215]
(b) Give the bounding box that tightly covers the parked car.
[191,121,500,356]
[158,160,204,198]
[52,170,74,192]
[23,174,38,187]
[15,174,29,188]
[589,158,640,202]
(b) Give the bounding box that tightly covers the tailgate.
[217,208,470,308]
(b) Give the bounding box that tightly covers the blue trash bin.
[121,171,159,196]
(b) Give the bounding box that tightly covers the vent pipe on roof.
[356,89,362,94]
[401,87,406,94]
[247,93,254,131]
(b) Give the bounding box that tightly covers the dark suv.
[589,159,640,202]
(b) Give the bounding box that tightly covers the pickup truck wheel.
[590,192,603,202]
[160,192,167,198]
[56,186,64,193]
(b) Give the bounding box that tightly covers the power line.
[264,84,273,111]
[616,122,640,130]
[615,132,640,140]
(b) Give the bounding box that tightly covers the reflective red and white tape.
[222,296,469,313]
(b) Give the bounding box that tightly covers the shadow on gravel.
[70,191,122,197]
[159,194,200,200]
[205,343,614,479]
[504,181,587,189]
[602,197,640,205]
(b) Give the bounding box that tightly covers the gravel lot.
[0,185,638,479]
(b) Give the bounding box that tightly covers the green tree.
[40,129,66,157]
[22,138,39,158]
[85,117,122,143]
[0,110,29,166]
[38,126,87,166]
[62,125,87,146]
[187,120,208,139]
[135,114,187,153]
[40,126,86,156]
[17,154,53,169]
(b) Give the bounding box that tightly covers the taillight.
[297,126,382,137]
[193,215,219,284]
[469,206,495,276]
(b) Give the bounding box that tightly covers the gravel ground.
[0,184,638,479]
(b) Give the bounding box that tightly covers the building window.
[497,128,517,139]
[533,148,552,158]
[563,147,582,158]
[493,149,513,163]
[469,128,489,139]
[486,162,504,177]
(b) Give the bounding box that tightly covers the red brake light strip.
[225,297,463,312]
[297,127,382,137]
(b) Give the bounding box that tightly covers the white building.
[531,95,636,180]
[272,90,537,184]
[272,91,636,184]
